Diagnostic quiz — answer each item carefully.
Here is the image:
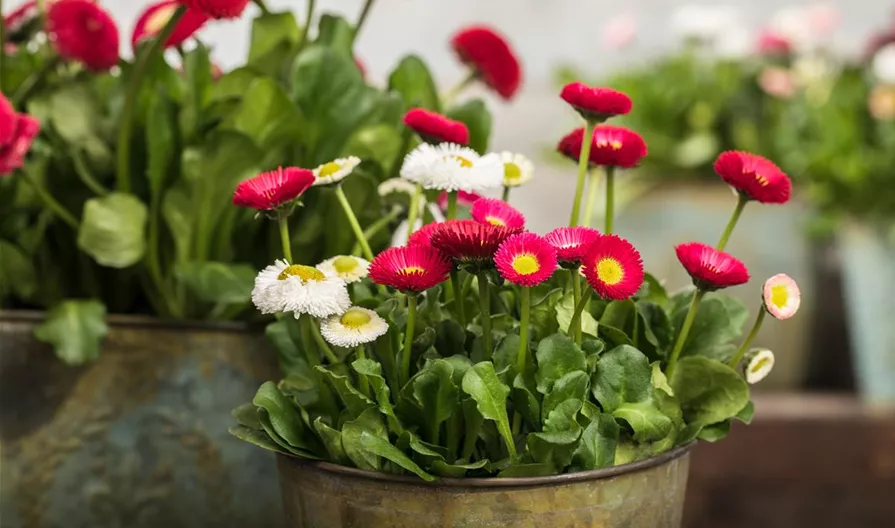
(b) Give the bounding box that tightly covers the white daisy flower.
[400,143,503,193]
[873,44,895,84]
[312,156,361,186]
[252,260,350,318]
[377,178,418,197]
[500,152,534,188]
[316,255,370,283]
[744,348,775,384]
[320,307,389,348]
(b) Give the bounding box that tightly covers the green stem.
[451,269,467,328]
[477,272,493,359]
[312,319,340,364]
[20,169,78,229]
[252,0,271,15]
[666,290,706,378]
[353,206,401,255]
[354,0,376,42]
[278,214,293,263]
[515,287,531,380]
[717,193,748,251]
[356,346,371,397]
[441,70,476,108]
[460,273,474,305]
[581,169,600,228]
[401,294,418,386]
[71,149,109,196]
[729,309,766,368]
[632,306,640,349]
[429,420,440,446]
[335,185,374,260]
[12,55,61,106]
[404,184,422,244]
[297,0,316,55]
[116,6,186,193]
[501,186,511,203]
[569,121,595,226]
[569,288,593,346]
[571,269,583,344]
[446,191,458,220]
[604,166,616,234]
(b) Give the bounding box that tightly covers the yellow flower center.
[769,284,788,308]
[754,172,769,186]
[596,258,624,285]
[399,266,425,276]
[485,216,506,227]
[504,162,522,182]
[750,357,772,374]
[278,264,325,282]
[145,4,176,34]
[333,256,359,274]
[446,155,473,168]
[340,309,372,329]
[511,254,540,275]
[318,162,342,178]
[596,139,623,151]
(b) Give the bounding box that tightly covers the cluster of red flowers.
[0,94,40,176]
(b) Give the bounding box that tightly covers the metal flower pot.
[0,311,284,528]
[277,444,692,528]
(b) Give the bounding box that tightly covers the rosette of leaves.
[0,8,494,364]
[231,275,754,479]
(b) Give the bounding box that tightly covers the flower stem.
[278,214,293,263]
[353,206,401,256]
[515,287,531,379]
[604,166,616,234]
[12,55,61,106]
[335,185,374,260]
[569,287,593,345]
[442,70,476,108]
[20,169,78,229]
[312,319,340,364]
[571,269,583,343]
[404,184,422,243]
[354,0,375,41]
[297,0,316,55]
[451,269,467,327]
[569,121,595,226]
[581,169,600,228]
[356,346,371,397]
[717,193,748,251]
[401,294,418,386]
[666,290,706,378]
[252,0,271,15]
[477,271,493,359]
[502,186,511,202]
[446,191,458,220]
[71,148,109,196]
[116,6,186,193]
[729,309,766,368]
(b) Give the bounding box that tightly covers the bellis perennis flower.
[252,261,350,318]
[429,219,521,268]
[762,273,801,320]
[232,167,315,211]
[132,1,209,51]
[317,255,370,283]
[403,108,469,145]
[320,307,389,348]
[0,94,41,176]
[437,190,482,211]
[401,143,503,193]
[471,198,525,230]
[714,151,792,204]
[591,125,647,168]
[545,226,601,266]
[581,234,644,300]
[744,348,776,384]
[184,0,250,19]
[369,246,451,292]
[47,0,120,71]
[500,152,534,188]
[407,222,441,248]
[561,82,632,123]
[494,233,557,287]
[676,242,750,291]
[451,26,522,100]
[312,156,361,186]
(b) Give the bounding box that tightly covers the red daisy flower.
[713,151,792,204]
[494,233,557,287]
[590,125,648,168]
[560,82,632,123]
[545,226,601,265]
[557,127,592,165]
[429,219,521,269]
[132,0,209,51]
[369,245,451,292]
[407,221,442,248]
[0,97,40,176]
[232,167,315,211]
[756,30,792,56]
[403,108,469,145]
[182,0,250,19]
[675,242,750,291]
[47,0,120,71]
[471,198,525,230]
[436,190,482,211]
[450,26,522,100]
[581,234,644,300]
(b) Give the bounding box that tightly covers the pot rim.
[279,443,693,489]
[0,309,254,333]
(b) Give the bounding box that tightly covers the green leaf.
[543,399,583,433]
[535,333,586,394]
[34,300,108,365]
[434,321,468,359]
[175,261,255,305]
[651,362,674,396]
[541,370,589,423]
[638,273,669,306]
[446,99,492,154]
[77,193,148,269]
[413,359,460,441]
[572,413,619,470]
[431,459,490,478]
[210,67,259,103]
[388,55,440,110]
[48,84,102,146]
[555,292,598,337]
[352,358,402,433]
[512,373,541,429]
[735,400,755,424]
[636,301,674,360]
[253,382,321,454]
[526,425,582,471]
[492,334,520,384]
[232,403,263,429]
[697,420,732,442]
[669,356,750,428]
[180,43,213,141]
[497,463,555,477]
[0,240,36,300]
[601,300,635,332]
[673,293,748,359]
[591,345,652,413]
[257,409,321,459]
[146,89,177,197]
[222,77,305,152]
[228,425,287,454]
[315,14,355,57]
[344,125,402,172]
[162,186,192,262]
[313,417,349,464]
[461,362,516,458]
[341,408,387,471]
[249,11,300,65]
[613,400,674,443]
[315,365,375,419]
[350,432,436,481]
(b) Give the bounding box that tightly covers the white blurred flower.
[312,156,361,186]
[769,4,836,52]
[317,255,370,283]
[378,178,417,198]
[671,4,741,44]
[873,44,895,84]
[603,13,637,50]
[758,66,797,100]
[500,152,534,188]
[745,349,775,384]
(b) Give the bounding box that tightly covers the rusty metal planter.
[278,444,692,528]
[0,310,284,528]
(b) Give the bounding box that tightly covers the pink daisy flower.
[494,233,557,287]
[675,242,750,291]
[368,245,451,292]
[232,167,315,211]
[560,82,632,123]
[544,226,601,265]
[762,273,801,320]
[470,198,525,229]
[713,151,792,204]
[581,234,644,300]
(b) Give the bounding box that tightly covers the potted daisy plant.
[231,79,802,527]
[0,0,511,526]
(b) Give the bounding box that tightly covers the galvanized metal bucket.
[277,444,692,528]
[0,311,284,528]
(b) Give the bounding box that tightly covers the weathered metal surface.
[278,445,691,528]
[0,311,284,528]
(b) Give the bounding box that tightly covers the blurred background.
[3,0,895,526]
